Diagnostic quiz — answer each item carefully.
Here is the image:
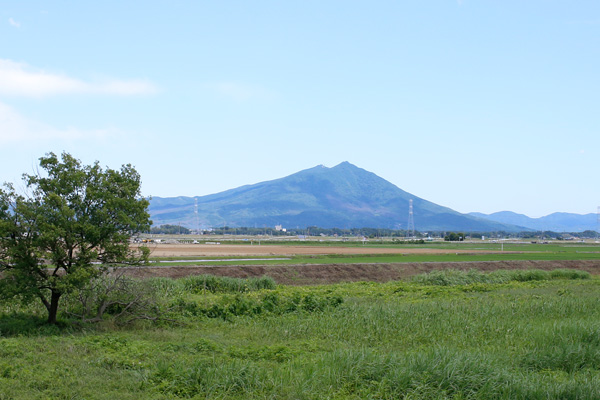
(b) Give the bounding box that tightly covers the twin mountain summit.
[149,162,595,233]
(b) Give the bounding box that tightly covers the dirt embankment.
[121,260,600,286]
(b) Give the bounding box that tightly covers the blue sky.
[0,1,598,218]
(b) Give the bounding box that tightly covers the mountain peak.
[333,161,355,169]
[310,161,355,170]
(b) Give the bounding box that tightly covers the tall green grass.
[179,274,276,294]
[411,268,590,286]
[146,274,276,296]
[1,269,600,399]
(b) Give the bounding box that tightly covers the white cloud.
[0,101,111,144]
[0,59,157,98]
[8,18,20,28]
[211,82,276,102]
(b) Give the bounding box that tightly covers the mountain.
[469,211,597,233]
[149,162,526,232]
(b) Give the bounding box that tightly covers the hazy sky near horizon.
[1,1,598,218]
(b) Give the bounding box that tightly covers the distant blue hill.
[468,211,597,233]
[149,162,526,232]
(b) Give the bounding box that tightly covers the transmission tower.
[194,198,199,234]
[406,199,415,239]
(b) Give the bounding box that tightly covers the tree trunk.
[47,291,62,324]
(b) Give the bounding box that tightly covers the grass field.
[2,269,600,399]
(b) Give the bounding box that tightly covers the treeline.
[212,227,598,239]
[519,230,600,239]
[443,230,600,241]
[206,226,417,238]
[150,225,599,239]
[150,224,191,234]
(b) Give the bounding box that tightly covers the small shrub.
[228,295,261,316]
[172,298,203,317]
[262,292,280,313]
[205,304,229,319]
[284,293,302,312]
[301,294,321,312]
[63,272,169,325]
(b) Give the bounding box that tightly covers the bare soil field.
[122,260,600,285]
[143,243,496,257]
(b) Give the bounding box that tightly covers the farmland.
[130,240,600,284]
[142,240,600,263]
[2,240,600,398]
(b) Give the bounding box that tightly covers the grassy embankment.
[2,269,600,398]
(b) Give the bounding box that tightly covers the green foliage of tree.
[0,152,151,324]
[444,232,465,241]
[150,224,191,234]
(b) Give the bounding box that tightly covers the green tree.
[0,152,151,324]
[444,232,465,241]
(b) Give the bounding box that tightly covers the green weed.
[179,274,276,294]
[411,268,590,286]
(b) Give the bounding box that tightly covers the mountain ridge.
[149,162,528,231]
[469,211,597,233]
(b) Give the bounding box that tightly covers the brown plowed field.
[121,259,600,286]
[143,243,495,257]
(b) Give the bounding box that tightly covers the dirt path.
[121,260,600,285]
